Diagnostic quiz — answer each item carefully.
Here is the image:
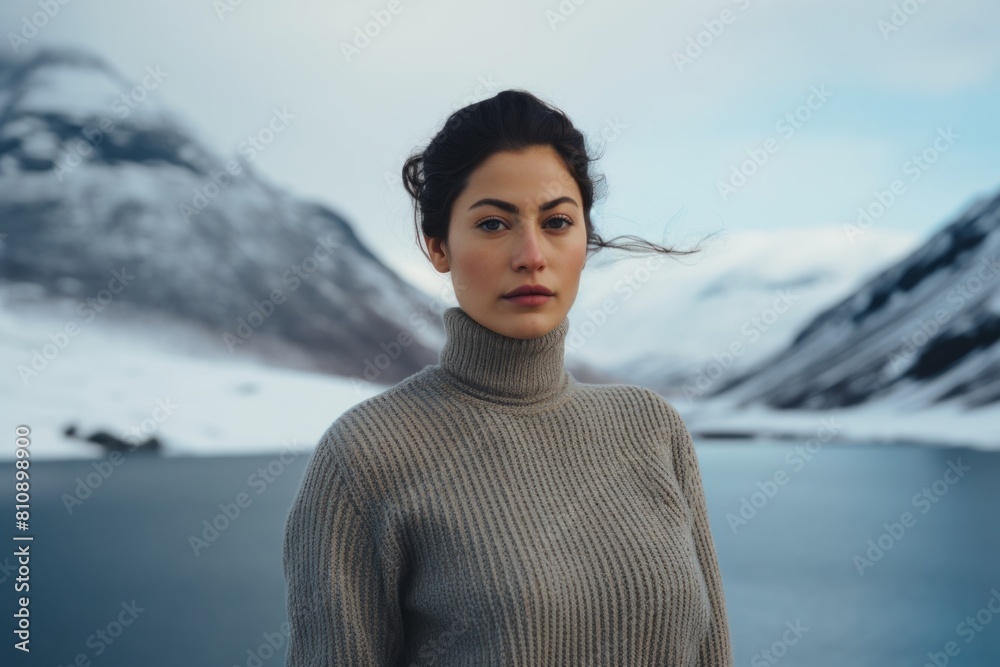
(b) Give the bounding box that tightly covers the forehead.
[460,147,578,203]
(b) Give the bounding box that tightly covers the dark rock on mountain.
[0,47,441,384]
[707,186,1000,409]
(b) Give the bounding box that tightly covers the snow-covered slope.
[707,186,1000,412]
[0,288,388,460]
[677,186,1000,451]
[0,47,441,383]
[569,225,922,395]
[0,47,622,461]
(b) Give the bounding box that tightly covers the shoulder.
[313,366,443,484]
[573,381,694,472]
[334,365,444,435]
[573,380,686,428]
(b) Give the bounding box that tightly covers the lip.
[502,284,555,298]
[502,294,553,306]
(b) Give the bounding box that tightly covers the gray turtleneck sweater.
[282,306,733,666]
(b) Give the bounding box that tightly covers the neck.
[435,306,573,408]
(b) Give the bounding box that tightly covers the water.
[705,440,1000,666]
[3,440,998,666]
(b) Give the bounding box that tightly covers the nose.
[511,224,546,272]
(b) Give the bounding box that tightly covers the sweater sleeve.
[282,426,405,666]
[667,403,735,667]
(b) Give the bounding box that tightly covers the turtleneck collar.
[434,306,574,409]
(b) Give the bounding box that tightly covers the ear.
[425,235,451,273]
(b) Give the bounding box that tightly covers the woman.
[282,89,734,666]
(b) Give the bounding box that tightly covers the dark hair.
[402,88,711,263]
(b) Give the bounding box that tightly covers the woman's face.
[426,145,589,339]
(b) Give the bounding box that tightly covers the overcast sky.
[3,0,999,288]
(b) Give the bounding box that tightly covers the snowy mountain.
[669,186,1000,451]
[0,294,395,459]
[704,186,1000,413]
[0,47,441,384]
[569,225,922,396]
[0,47,625,460]
[5,47,993,458]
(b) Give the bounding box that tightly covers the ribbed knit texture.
[282,306,734,666]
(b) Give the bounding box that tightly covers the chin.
[501,311,561,338]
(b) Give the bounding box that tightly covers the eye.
[476,217,507,232]
[546,215,574,229]
[475,214,575,232]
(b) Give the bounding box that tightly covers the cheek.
[451,246,496,287]
[570,234,589,270]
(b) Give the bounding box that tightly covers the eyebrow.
[467,196,578,214]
